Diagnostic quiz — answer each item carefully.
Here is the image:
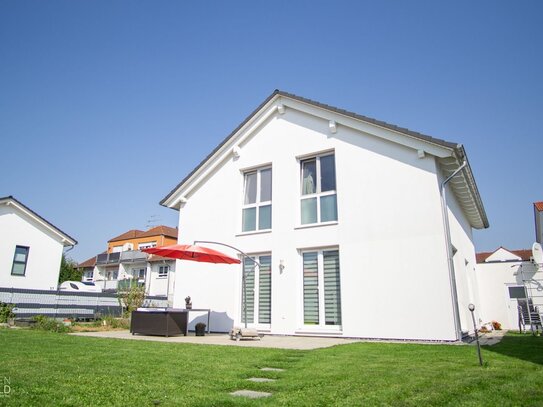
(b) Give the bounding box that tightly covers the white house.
[160,90,489,341]
[475,247,542,330]
[0,196,77,290]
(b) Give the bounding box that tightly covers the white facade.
[162,91,488,341]
[475,248,542,330]
[0,197,77,290]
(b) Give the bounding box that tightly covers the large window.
[242,168,272,232]
[300,153,337,225]
[11,246,29,276]
[303,249,342,326]
[241,254,272,325]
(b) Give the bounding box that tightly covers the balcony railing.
[120,250,148,263]
[96,252,120,265]
[95,251,148,265]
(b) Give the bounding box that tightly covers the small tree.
[58,255,83,283]
[118,284,146,317]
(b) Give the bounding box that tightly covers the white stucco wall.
[171,108,477,341]
[476,251,542,330]
[0,205,65,290]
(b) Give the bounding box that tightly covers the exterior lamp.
[468,303,483,366]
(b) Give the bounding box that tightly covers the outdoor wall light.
[279,260,285,273]
[468,303,483,366]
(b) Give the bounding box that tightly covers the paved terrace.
[70,330,508,349]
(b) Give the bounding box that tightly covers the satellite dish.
[532,242,543,268]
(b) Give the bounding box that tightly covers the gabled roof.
[139,225,178,239]
[160,90,489,229]
[78,255,98,268]
[108,225,178,243]
[108,229,144,243]
[0,196,77,246]
[476,247,532,263]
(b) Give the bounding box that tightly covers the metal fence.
[0,287,168,319]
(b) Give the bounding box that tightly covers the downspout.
[440,160,467,341]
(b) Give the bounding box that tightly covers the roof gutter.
[440,160,467,341]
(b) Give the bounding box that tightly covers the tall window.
[242,168,272,232]
[303,249,342,326]
[241,254,272,324]
[11,246,29,276]
[300,153,337,225]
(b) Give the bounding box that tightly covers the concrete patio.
[70,330,361,350]
[70,329,508,349]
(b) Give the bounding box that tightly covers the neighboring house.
[78,226,178,299]
[160,90,489,341]
[0,196,77,290]
[475,247,542,330]
[535,202,543,244]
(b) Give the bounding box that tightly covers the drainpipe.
[440,160,467,341]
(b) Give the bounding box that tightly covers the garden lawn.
[0,329,542,406]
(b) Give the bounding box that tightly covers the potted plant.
[185,296,192,309]
[195,322,206,336]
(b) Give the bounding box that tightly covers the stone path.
[230,390,272,399]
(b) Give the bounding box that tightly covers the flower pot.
[195,324,206,336]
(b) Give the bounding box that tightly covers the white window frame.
[138,242,157,250]
[299,153,338,226]
[299,247,342,329]
[240,253,272,328]
[132,268,146,280]
[158,265,169,278]
[241,167,272,233]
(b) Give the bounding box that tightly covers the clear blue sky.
[1,1,542,262]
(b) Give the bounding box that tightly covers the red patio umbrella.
[141,244,240,264]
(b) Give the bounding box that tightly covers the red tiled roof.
[108,229,144,243]
[108,225,178,243]
[535,202,543,211]
[139,225,178,239]
[78,255,97,268]
[476,247,532,263]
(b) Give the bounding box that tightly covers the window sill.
[157,276,168,279]
[294,221,338,230]
[235,229,272,237]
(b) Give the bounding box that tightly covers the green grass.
[0,330,542,406]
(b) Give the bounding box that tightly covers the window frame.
[300,247,342,329]
[11,245,30,276]
[138,242,157,250]
[240,253,272,327]
[299,152,338,226]
[158,265,169,278]
[241,166,272,233]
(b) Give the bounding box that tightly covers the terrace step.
[260,367,284,372]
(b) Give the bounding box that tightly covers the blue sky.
[1,1,542,262]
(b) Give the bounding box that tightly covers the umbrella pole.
[193,240,260,330]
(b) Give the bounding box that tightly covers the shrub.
[102,316,129,329]
[0,302,16,323]
[118,285,146,318]
[32,315,72,333]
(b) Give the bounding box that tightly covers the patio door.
[241,254,272,327]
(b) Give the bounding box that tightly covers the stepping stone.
[260,367,284,372]
[230,390,272,399]
[247,377,276,383]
